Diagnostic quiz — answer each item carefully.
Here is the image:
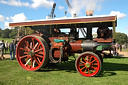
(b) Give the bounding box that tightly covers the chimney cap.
[85,10,94,16]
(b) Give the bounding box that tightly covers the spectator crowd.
[112,43,127,56]
[0,40,16,60]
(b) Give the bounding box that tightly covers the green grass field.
[122,48,128,52]
[0,38,13,43]
[0,56,128,85]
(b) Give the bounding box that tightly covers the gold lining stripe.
[10,20,116,27]
[9,16,117,27]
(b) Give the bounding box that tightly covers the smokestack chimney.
[85,10,94,16]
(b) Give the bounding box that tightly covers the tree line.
[0,27,34,39]
[115,32,128,44]
[0,28,17,39]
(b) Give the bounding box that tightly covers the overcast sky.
[0,0,128,34]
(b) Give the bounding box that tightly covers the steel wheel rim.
[16,36,46,71]
[76,53,100,77]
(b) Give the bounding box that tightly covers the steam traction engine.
[9,15,117,77]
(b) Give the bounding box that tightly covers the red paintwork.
[53,42,63,46]
[93,38,113,43]
[51,42,63,58]
[52,47,61,58]
[70,40,82,52]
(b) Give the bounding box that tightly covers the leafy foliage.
[1,28,11,38]
[9,28,17,39]
[0,28,2,36]
[115,32,128,44]
[0,27,34,39]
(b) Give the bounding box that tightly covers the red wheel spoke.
[25,41,30,48]
[34,57,40,65]
[88,68,90,74]
[31,58,33,67]
[37,51,44,55]
[84,68,88,73]
[25,56,30,61]
[35,54,43,58]
[80,66,86,71]
[26,46,30,51]
[82,57,87,62]
[79,64,85,66]
[26,65,30,68]
[20,55,29,59]
[37,57,41,63]
[20,47,26,51]
[80,60,85,64]
[92,70,95,73]
[89,56,93,62]
[32,38,35,47]
[33,42,39,50]
[91,66,97,70]
[24,52,28,54]
[36,44,41,49]
[93,63,98,65]
[86,56,89,62]
[35,48,43,53]
[91,59,96,63]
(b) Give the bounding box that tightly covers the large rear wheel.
[75,52,102,77]
[16,35,49,71]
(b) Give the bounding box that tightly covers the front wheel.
[16,35,49,71]
[75,52,102,77]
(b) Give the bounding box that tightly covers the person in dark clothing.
[120,44,122,52]
[9,40,16,60]
[0,40,5,60]
[112,44,117,56]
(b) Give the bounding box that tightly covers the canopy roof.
[9,15,117,28]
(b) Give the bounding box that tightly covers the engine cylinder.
[81,40,97,51]
[69,40,97,53]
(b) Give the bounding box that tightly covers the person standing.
[120,44,122,52]
[112,44,117,56]
[1,40,5,57]
[5,41,8,54]
[0,40,5,59]
[9,40,16,60]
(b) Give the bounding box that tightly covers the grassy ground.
[122,48,128,52]
[0,38,13,43]
[0,56,128,85]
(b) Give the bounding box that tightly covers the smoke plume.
[69,0,103,16]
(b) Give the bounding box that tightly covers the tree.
[25,27,34,35]
[1,28,11,38]
[115,32,127,44]
[0,28,2,37]
[18,27,34,36]
[9,28,17,39]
